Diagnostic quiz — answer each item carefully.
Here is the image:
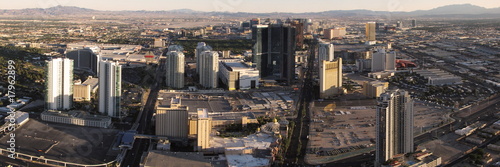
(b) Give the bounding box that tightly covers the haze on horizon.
[0,0,499,13]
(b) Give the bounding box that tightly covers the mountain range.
[1,4,499,18]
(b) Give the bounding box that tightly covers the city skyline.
[0,0,499,13]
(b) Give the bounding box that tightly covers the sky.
[0,0,499,13]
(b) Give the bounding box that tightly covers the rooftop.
[142,151,211,167]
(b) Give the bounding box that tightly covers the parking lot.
[306,95,452,161]
[0,120,119,164]
[307,99,377,157]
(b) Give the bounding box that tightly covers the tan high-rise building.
[324,28,347,39]
[155,97,189,138]
[363,81,389,98]
[195,108,211,151]
[319,58,343,99]
[366,22,376,41]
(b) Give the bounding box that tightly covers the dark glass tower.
[252,24,296,83]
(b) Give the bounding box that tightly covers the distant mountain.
[0,5,96,16]
[408,4,500,15]
[1,4,499,18]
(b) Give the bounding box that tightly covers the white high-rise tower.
[99,60,122,117]
[46,58,74,110]
[166,51,185,89]
[199,51,219,88]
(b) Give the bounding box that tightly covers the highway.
[284,39,316,165]
[120,57,165,167]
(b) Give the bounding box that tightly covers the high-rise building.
[376,22,386,31]
[324,28,346,39]
[319,58,343,99]
[252,23,296,83]
[154,38,166,47]
[46,58,74,110]
[250,18,260,27]
[156,97,189,138]
[371,50,396,72]
[397,21,403,28]
[66,49,100,75]
[411,19,417,28]
[98,60,121,117]
[318,42,334,62]
[291,19,304,48]
[195,108,211,151]
[168,45,184,52]
[165,51,185,89]
[363,81,389,98]
[366,22,376,42]
[195,42,212,74]
[199,51,219,88]
[222,50,231,58]
[375,90,414,166]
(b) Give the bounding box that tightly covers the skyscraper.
[318,42,334,62]
[319,58,343,99]
[166,51,185,89]
[397,21,403,28]
[252,23,296,83]
[366,22,376,42]
[195,108,211,151]
[199,51,219,88]
[375,90,414,166]
[66,49,100,75]
[411,19,417,28]
[195,42,212,74]
[45,58,74,110]
[156,97,189,138]
[290,19,304,48]
[168,45,184,52]
[371,49,396,72]
[99,60,121,117]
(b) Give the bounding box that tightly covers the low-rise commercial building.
[363,81,389,98]
[40,110,111,128]
[73,77,98,101]
[219,59,259,90]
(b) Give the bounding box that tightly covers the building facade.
[363,81,389,98]
[199,51,219,88]
[166,51,185,89]
[73,77,98,101]
[375,90,414,166]
[371,50,396,72]
[319,58,343,99]
[195,42,212,74]
[219,60,259,90]
[318,42,334,62]
[99,60,122,117]
[366,22,376,42]
[155,97,189,138]
[252,24,296,83]
[195,108,212,151]
[46,58,74,110]
[66,48,100,75]
[41,110,111,128]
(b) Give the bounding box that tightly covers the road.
[120,57,165,167]
[414,94,500,145]
[284,39,316,165]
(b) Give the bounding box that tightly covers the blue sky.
[0,0,498,13]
